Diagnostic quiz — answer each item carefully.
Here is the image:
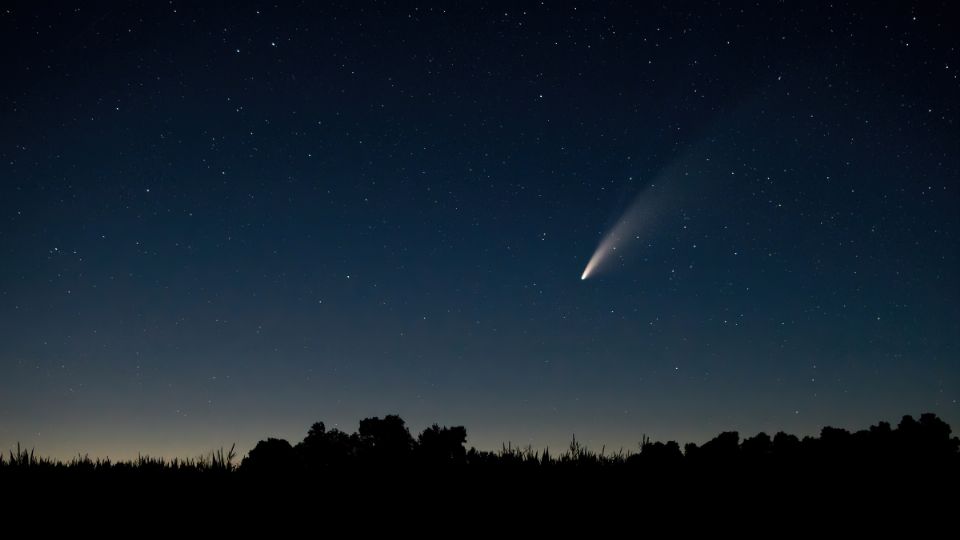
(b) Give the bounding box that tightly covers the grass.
[1,442,239,474]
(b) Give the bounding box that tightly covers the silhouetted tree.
[895,413,960,461]
[741,432,772,460]
[465,446,498,466]
[296,421,359,468]
[416,424,467,465]
[818,426,853,461]
[630,439,683,466]
[241,438,298,473]
[855,421,894,461]
[772,431,801,460]
[358,414,415,464]
[698,431,739,461]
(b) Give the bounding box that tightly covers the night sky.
[1,2,957,460]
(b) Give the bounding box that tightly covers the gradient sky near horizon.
[1,2,957,460]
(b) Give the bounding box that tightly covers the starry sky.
[1,2,957,460]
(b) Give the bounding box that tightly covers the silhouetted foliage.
[818,426,854,461]
[242,438,298,474]
[629,436,683,466]
[908,413,959,458]
[3,412,958,481]
[696,431,740,462]
[772,431,801,459]
[296,422,358,469]
[357,414,416,464]
[741,432,772,460]
[416,424,467,465]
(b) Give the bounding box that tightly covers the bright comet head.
[580,250,603,281]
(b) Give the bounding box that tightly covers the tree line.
[240,412,959,472]
[2,412,957,476]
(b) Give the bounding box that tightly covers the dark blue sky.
[1,2,957,459]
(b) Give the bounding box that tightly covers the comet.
[581,176,672,281]
[579,107,755,281]
[580,196,650,280]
